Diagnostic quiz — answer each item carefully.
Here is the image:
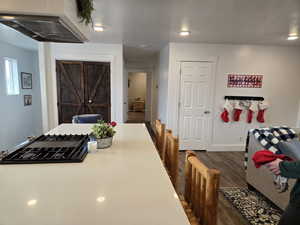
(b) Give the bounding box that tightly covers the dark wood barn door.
[56,61,85,123]
[56,61,111,124]
[84,62,111,122]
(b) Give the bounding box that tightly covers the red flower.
[110,121,117,127]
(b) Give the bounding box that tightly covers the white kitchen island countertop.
[0,123,190,225]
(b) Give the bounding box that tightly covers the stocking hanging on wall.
[220,99,233,123]
[247,102,258,123]
[233,101,243,121]
[257,101,269,123]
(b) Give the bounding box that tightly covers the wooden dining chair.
[163,129,179,190]
[180,151,220,225]
[154,120,166,159]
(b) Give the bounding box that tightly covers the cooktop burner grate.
[0,135,89,164]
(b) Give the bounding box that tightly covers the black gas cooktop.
[0,135,89,164]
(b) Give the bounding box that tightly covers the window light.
[4,57,20,95]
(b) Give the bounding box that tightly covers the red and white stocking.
[257,110,266,123]
[257,101,269,123]
[220,99,232,123]
[221,110,230,123]
[247,102,257,123]
[233,101,243,121]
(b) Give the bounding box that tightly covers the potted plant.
[76,0,94,25]
[91,121,117,149]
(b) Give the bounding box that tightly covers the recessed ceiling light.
[1,16,15,20]
[27,199,37,206]
[287,35,299,41]
[179,31,191,36]
[287,33,299,41]
[93,25,104,32]
[97,196,106,203]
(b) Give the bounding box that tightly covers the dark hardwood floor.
[126,112,145,123]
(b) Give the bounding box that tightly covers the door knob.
[88,100,92,104]
[204,110,211,114]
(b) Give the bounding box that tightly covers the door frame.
[126,69,153,122]
[56,60,111,124]
[50,54,115,128]
[174,58,218,151]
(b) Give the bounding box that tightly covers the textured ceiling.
[86,0,300,59]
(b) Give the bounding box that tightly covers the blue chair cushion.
[72,114,102,124]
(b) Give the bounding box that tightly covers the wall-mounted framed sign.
[227,74,263,88]
[21,72,32,89]
[24,95,32,106]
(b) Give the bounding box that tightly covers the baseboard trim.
[179,145,244,152]
[207,144,245,152]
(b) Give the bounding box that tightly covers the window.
[4,57,20,95]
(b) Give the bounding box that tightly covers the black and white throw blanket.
[245,126,297,192]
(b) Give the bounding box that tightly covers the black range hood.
[0,14,84,43]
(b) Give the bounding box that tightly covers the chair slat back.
[184,151,220,225]
[164,129,179,190]
[155,120,166,159]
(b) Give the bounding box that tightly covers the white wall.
[0,24,38,51]
[0,41,42,150]
[40,42,123,130]
[157,45,170,124]
[128,72,147,109]
[165,43,300,151]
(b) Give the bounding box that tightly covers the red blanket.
[252,150,292,168]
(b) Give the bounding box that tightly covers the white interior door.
[179,62,213,150]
